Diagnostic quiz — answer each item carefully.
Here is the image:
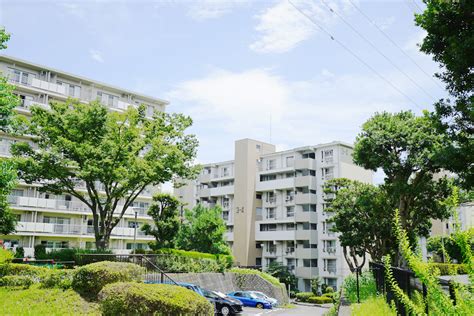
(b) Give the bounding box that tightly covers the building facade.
[175,139,373,291]
[0,55,167,257]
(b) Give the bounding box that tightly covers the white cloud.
[167,66,433,162]
[89,49,104,63]
[250,0,357,54]
[187,0,248,21]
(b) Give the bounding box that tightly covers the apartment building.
[0,55,168,257]
[175,139,372,291]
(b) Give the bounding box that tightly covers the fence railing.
[75,254,178,285]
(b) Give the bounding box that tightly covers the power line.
[347,0,444,90]
[412,0,424,12]
[320,0,436,102]
[287,0,424,110]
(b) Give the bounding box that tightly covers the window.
[126,243,147,250]
[256,193,262,199]
[41,241,69,249]
[285,172,295,178]
[286,223,295,230]
[301,169,316,176]
[10,68,36,85]
[302,223,317,230]
[303,259,318,267]
[322,149,334,163]
[43,217,70,225]
[222,167,229,177]
[256,257,262,266]
[260,224,277,231]
[266,208,276,219]
[128,221,140,228]
[57,81,81,97]
[260,174,277,182]
[302,152,315,159]
[286,206,295,217]
[267,159,276,170]
[286,156,294,167]
[97,91,118,108]
[266,192,276,203]
[302,204,316,212]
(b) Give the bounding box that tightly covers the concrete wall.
[167,272,289,304]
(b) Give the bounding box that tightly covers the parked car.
[227,291,273,309]
[247,291,278,306]
[202,288,243,315]
[175,282,205,296]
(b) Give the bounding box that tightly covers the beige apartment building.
[175,139,373,291]
[0,55,167,257]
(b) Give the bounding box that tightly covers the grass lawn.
[351,296,396,316]
[0,286,100,316]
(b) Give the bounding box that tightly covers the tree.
[266,261,298,291]
[141,193,181,250]
[415,0,473,188]
[176,204,231,255]
[310,277,322,295]
[0,27,19,235]
[324,178,395,267]
[427,228,474,263]
[353,111,454,252]
[12,99,199,249]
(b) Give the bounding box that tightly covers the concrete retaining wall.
[168,272,289,304]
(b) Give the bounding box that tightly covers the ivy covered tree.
[12,99,199,249]
[142,193,181,250]
[415,0,473,188]
[324,178,395,267]
[177,204,231,255]
[353,111,454,255]
[0,27,20,235]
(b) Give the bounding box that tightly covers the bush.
[323,292,335,298]
[14,247,24,259]
[229,268,282,288]
[155,248,233,271]
[153,254,223,273]
[34,245,47,259]
[0,263,49,278]
[343,271,377,304]
[36,248,76,261]
[72,261,145,298]
[0,275,35,288]
[73,249,114,265]
[427,263,468,275]
[40,269,74,290]
[0,248,14,263]
[307,296,333,304]
[351,296,396,316]
[295,292,314,302]
[99,282,213,316]
[324,286,334,293]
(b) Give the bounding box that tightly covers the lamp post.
[133,208,138,253]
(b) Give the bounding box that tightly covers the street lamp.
[131,207,138,253]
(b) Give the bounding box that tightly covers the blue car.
[227,291,273,309]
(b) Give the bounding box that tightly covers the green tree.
[427,228,474,263]
[0,27,19,235]
[353,111,454,255]
[12,99,199,249]
[266,261,298,291]
[177,204,231,255]
[142,193,181,250]
[324,178,395,266]
[415,0,473,188]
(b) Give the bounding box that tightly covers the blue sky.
[0,0,447,183]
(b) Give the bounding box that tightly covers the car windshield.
[252,292,266,299]
[214,291,227,299]
[249,293,260,299]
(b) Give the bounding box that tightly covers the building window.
[57,81,81,97]
[9,68,36,85]
[260,224,277,231]
[286,206,295,217]
[303,259,318,267]
[267,159,276,170]
[286,156,294,167]
[302,152,315,159]
[266,208,276,219]
[302,204,316,212]
[97,91,118,108]
[41,240,69,249]
[256,193,262,199]
[286,223,295,230]
[302,223,317,230]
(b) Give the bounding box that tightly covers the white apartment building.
[0,55,167,257]
[175,139,372,291]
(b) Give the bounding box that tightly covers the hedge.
[296,292,314,302]
[72,261,145,298]
[40,269,74,290]
[34,248,113,263]
[229,268,282,288]
[0,275,34,288]
[427,263,468,275]
[0,263,49,278]
[0,248,14,264]
[99,282,213,316]
[308,296,334,304]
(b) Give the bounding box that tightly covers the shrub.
[0,263,49,278]
[427,263,467,275]
[34,245,47,259]
[307,296,333,304]
[323,292,335,298]
[343,271,377,304]
[229,268,282,288]
[0,248,14,263]
[41,269,74,290]
[324,286,334,293]
[351,296,397,316]
[37,248,77,261]
[0,275,34,288]
[99,282,213,316]
[72,261,145,298]
[14,247,24,259]
[153,254,223,273]
[73,249,114,265]
[155,248,233,271]
[295,292,313,302]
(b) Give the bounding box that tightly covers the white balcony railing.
[31,78,67,95]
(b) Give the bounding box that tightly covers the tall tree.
[12,99,199,249]
[324,178,395,267]
[415,0,473,188]
[0,27,19,235]
[142,193,181,250]
[177,204,231,255]
[266,261,297,290]
[353,111,454,251]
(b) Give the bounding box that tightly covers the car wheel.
[256,303,264,309]
[220,305,231,315]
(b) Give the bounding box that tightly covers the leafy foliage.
[142,193,181,249]
[266,261,297,290]
[229,267,282,288]
[0,248,14,264]
[415,1,473,188]
[310,276,321,295]
[98,282,213,316]
[342,271,377,304]
[12,99,199,249]
[427,229,474,263]
[72,261,145,298]
[177,204,231,255]
[40,269,74,290]
[0,275,34,288]
[351,296,397,316]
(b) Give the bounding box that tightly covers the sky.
[0,0,447,185]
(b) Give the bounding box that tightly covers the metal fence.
[75,254,178,285]
[370,262,457,316]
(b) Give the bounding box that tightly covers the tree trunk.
[95,235,110,250]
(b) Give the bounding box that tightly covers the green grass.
[0,286,100,315]
[343,271,378,304]
[229,267,283,287]
[351,296,396,316]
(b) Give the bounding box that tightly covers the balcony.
[31,78,67,95]
[294,176,317,189]
[255,230,295,241]
[295,230,317,241]
[295,210,317,222]
[324,247,337,254]
[209,185,234,196]
[294,193,317,204]
[295,247,318,258]
[198,173,211,183]
[295,267,318,279]
[18,99,49,111]
[294,158,316,170]
[256,178,294,191]
[197,187,210,197]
